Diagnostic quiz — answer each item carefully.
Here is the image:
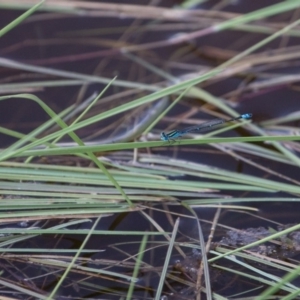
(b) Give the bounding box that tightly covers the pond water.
[0,1,300,299]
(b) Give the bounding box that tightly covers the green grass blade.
[0,0,44,38]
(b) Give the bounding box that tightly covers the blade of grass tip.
[54,97,170,145]
[155,217,180,300]
[126,234,148,300]
[140,210,185,257]
[0,93,95,166]
[144,85,193,135]
[49,77,116,145]
[25,93,99,162]
[43,78,134,206]
[128,97,170,140]
[181,202,212,300]
[0,125,91,164]
[0,0,44,38]
[0,100,75,160]
[48,92,98,132]
[0,94,133,207]
[0,94,75,160]
[46,216,101,300]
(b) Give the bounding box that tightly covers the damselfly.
[160,113,252,142]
